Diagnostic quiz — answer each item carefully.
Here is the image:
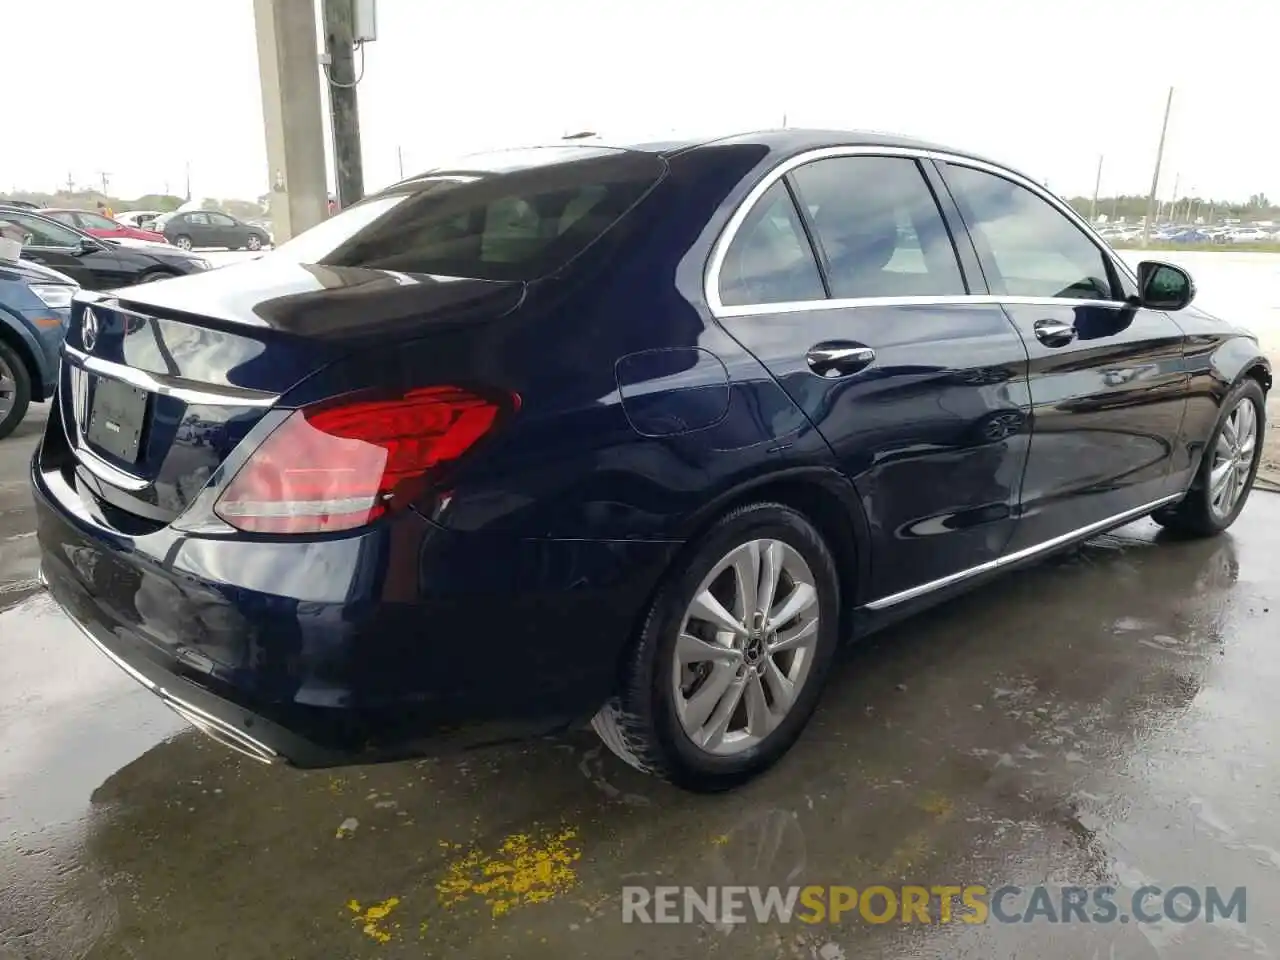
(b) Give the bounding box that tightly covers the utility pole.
[322,0,365,208]
[1090,154,1103,222]
[397,145,405,180]
[98,171,111,196]
[65,172,75,194]
[185,161,191,202]
[1142,86,1174,246]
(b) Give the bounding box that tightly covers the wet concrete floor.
[3,405,1280,959]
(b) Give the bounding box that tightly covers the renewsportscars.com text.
[621,884,1247,925]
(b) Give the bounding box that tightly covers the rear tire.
[1153,378,1266,537]
[174,235,193,251]
[246,234,263,251]
[0,341,33,441]
[592,502,840,792]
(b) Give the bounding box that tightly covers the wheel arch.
[670,466,872,643]
[0,309,47,402]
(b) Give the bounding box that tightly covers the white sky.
[3,0,1277,203]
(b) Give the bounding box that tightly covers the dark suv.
[161,211,271,251]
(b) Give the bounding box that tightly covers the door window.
[943,163,1116,301]
[0,213,81,248]
[790,156,966,299]
[208,213,236,227]
[78,212,120,230]
[45,211,79,226]
[187,213,211,226]
[718,181,825,307]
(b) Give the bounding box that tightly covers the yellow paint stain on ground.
[346,896,401,944]
[436,826,582,918]
[919,792,955,821]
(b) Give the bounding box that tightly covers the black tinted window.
[0,213,80,248]
[943,164,1115,301]
[271,151,665,281]
[718,181,825,307]
[790,157,965,299]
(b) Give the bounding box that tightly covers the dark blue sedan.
[32,131,1271,791]
[0,248,75,438]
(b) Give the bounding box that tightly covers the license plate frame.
[85,377,149,463]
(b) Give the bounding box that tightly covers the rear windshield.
[270,149,666,281]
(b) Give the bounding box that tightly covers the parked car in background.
[116,210,164,232]
[41,208,167,244]
[1229,227,1271,243]
[30,131,1271,792]
[0,199,41,211]
[161,211,271,251]
[0,208,211,290]
[1162,228,1213,244]
[0,243,75,439]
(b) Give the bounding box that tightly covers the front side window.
[187,213,210,225]
[943,163,1115,301]
[0,213,80,248]
[209,213,236,227]
[790,156,966,299]
[718,181,825,307]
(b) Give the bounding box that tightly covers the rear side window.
[272,151,666,281]
[790,156,966,299]
[718,181,825,307]
[942,163,1116,301]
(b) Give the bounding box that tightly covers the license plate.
[85,377,148,463]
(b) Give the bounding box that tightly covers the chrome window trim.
[63,345,280,408]
[704,144,1140,318]
[863,493,1182,611]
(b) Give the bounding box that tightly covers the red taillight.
[214,386,510,534]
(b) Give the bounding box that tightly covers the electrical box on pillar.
[354,0,377,42]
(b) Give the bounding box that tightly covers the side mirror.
[75,237,100,256]
[1137,260,1195,311]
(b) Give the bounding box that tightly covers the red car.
[40,208,167,244]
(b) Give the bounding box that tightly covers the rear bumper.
[32,449,679,767]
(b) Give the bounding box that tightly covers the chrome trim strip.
[63,345,279,408]
[77,447,151,492]
[715,293,1131,319]
[704,144,1139,317]
[863,494,1182,611]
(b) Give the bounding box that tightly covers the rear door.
[711,151,1033,605]
[184,213,214,247]
[936,160,1188,552]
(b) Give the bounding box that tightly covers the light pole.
[1142,86,1174,246]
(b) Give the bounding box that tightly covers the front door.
[937,161,1189,552]
[712,153,1033,604]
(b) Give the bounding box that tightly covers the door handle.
[1033,318,1076,347]
[805,342,876,378]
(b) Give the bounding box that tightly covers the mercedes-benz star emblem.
[82,308,99,352]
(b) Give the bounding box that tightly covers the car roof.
[401,128,1019,180]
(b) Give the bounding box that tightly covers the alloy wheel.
[1209,398,1258,519]
[0,354,15,421]
[672,539,820,756]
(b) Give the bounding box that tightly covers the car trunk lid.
[57,260,524,527]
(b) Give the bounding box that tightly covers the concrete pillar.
[254,0,329,243]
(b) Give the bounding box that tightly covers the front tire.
[1153,378,1266,536]
[592,502,840,792]
[0,341,33,441]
